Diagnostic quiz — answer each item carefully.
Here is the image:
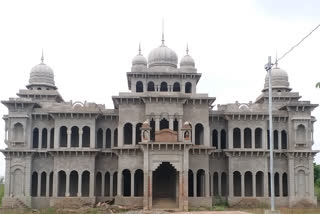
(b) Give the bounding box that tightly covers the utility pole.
[264,56,280,214]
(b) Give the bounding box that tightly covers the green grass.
[0,183,4,207]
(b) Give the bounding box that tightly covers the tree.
[316,82,320,88]
[0,176,4,184]
[314,163,320,186]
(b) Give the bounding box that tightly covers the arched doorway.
[152,162,178,208]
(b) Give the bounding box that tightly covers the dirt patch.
[230,198,262,208]
[292,199,317,208]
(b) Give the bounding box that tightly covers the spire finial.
[275,51,278,68]
[41,49,44,63]
[138,43,141,55]
[161,18,165,45]
[186,43,189,55]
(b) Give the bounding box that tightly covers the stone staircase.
[1,197,29,209]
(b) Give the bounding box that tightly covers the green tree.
[314,163,320,186]
[316,82,320,88]
[0,176,4,184]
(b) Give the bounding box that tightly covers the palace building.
[1,35,318,210]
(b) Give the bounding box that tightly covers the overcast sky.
[0,0,320,177]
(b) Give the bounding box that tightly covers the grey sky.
[0,0,320,177]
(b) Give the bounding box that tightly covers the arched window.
[281,130,287,149]
[82,171,90,196]
[244,128,252,148]
[71,126,79,147]
[147,81,155,91]
[196,169,205,196]
[255,128,262,148]
[31,172,38,196]
[275,172,280,196]
[233,171,241,197]
[185,82,192,93]
[59,126,67,147]
[188,170,194,197]
[95,172,102,196]
[13,123,24,142]
[97,128,103,148]
[244,171,253,196]
[195,123,204,145]
[42,128,47,148]
[114,128,118,147]
[256,171,264,197]
[173,82,180,92]
[213,172,219,196]
[160,118,169,130]
[82,126,90,147]
[106,129,111,148]
[50,128,54,148]
[70,171,78,197]
[160,82,168,92]
[122,169,131,196]
[221,172,227,196]
[297,124,306,143]
[221,129,226,149]
[58,171,66,197]
[282,173,288,196]
[134,169,144,196]
[212,129,218,148]
[32,128,39,148]
[136,81,143,93]
[136,123,142,144]
[274,130,279,149]
[123,123,133,144]
[173,119,178,132]
[233,128,241,148]
[41,172,47,196]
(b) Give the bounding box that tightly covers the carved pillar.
[169,117,173,130]
[155,117,160,132]
[103,129,106,149]
[37,173,41,197]
[205,172,210,197]
[251,131,255,149]
[110,174,113,196]
[193,170,197,197]
[39,131,42,149]
[279,173,283,197]
[253,172,256,197]
[179,118,183,141]
[132,124,136,146]
[131,171,134,197]
[241,128,244,149]
[228,128,233,149]
[78,172,82,197]
[66,171,70,197]
[241,172,244,197]
[67,129,71,148]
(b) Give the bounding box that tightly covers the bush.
[0,183,4,207]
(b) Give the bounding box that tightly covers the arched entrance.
[152,162,178,208]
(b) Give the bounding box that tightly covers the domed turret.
[27,52,56,90]
[132,44,147,66]
[263,66,290,92]
[180,45,195,68]
[148,34,178,68]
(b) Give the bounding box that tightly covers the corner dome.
[263,67,290,92]
[180,54,195,67]
[148,44,178,68]
[132,54,147,66]
[27,56,56,89]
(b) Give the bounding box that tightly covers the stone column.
[47,130,51,149]
[110,173,113,196]
[288,156,294,198]
[78,173,82,197]
[54,127,59,148]
[103,130,106,149]
[228,158,234,197]
[205,172,210,197]
[131,171,135,197]
[101,172,105,197]
[53,171,58,197]
[89,171,94,197]
[39,131,42,149]
[46,173,50,197]
[90,126,95,148]
[169,117,173,130]
[155,117,160,132]
[117,170,122,196]
[132,124,136,146]
[192,126,195,144]
[218,172,222,196]
[66,172,70,197]
[79,130,83,148]
[4,157,11,197]
[179,118,183,141]
[251,131,255,149]
[279,173,283,197]
[241,172,245,197]
[228,128,233,149]
[210,173,213,196]
[279,132,282,150]
[37,173,41,197]
[67,129,71,148]
[193,170,197,197]
[253,172,256,197]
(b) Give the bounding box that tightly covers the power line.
[277,23,320,62]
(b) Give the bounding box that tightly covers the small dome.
[132,54,147,66]
[132,44,147,66]
[263,67,290,91]
[148,44,178,68]
[28,62,56,88]
[180,54,195,67]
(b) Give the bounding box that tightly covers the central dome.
[148,44,178,68]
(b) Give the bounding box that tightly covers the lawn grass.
[0,183,4,207]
